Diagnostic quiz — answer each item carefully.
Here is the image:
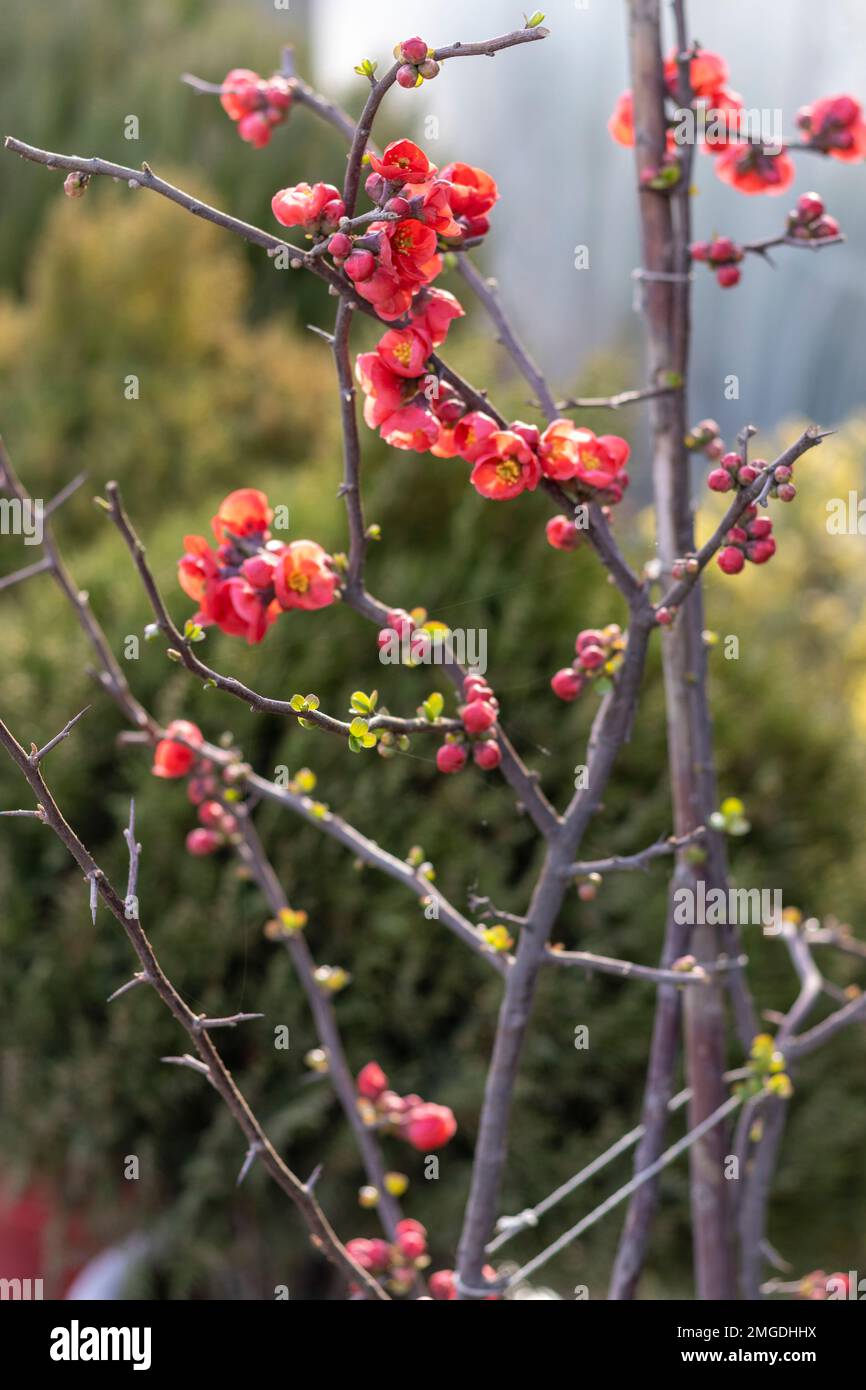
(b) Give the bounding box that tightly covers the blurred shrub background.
[0,0,863,1299]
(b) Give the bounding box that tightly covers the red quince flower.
[379,217,441,286]
[409,287,465,348]
[357,1061,388,1100]
[273,540,338,612]
[272,181,345,228]
[369,138,431,184]
[470,429,542,501]
[403,177,462,238]
[608,90,635,147]
[178,534,220,604]
[376,326,432,379]
[454,411,499,463]
[152,720,203,779]
[440,162,499,239]
[714,144,795,195]
[211,488,273,544]
[353,267,416,321]
[206,575,280,644]
[698,88,746,152]
[664,48,729,99]
[574,431,630,495]
[380,402,440,452]
[431,424,460,458]
[239,113,273,148]
[405,1102,457,1151]
[220,69,263,121]
[798,94,866,160]
[355,352,406,428]
[539,419,593,482]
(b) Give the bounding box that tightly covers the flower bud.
[397,36,429,63]
[796,191,824,223]
[345,248,376,282]
[551,668,583,701]
[418,59,440,80]
[327,232,352,260]
[396,64,421,89]
[716,264,741,288]
[707,468,734,492]
[461,700,497,734]
[777,483,797,502]
[718,546,745,575]
[473,740,502,771]
[186,828,222,857]
[64,171,90,198]
[436,742,467,774]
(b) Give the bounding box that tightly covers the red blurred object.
[0,1185,94,1297]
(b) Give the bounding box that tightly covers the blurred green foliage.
[0,0,864,1301]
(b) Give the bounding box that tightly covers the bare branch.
[29,706,90,765]
[559,828,705,879]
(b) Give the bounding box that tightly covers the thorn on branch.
[193,1012,264,1031]
[304,1162,324,1194]
[237,1140,264,1187]
[161,1053,211,1077]
[29,706,91,766]
[106,972,148,1003]
[87,868,103,924]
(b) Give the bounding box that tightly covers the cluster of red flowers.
[609,47,864,196]
[346,1223,500,1300]
[692,192,842,290]
[707,449,767,494]
[178,489,338,645]
[428,1265,500,1300]
[690,234,744,288]
[717,509,777,575]
[436,672,502,775]
[550,624,626,703]
[219,67,293,149]
[151,720,240,857]
[786,191,840,243]
[356,1062,457,1152]
[320,133,498,326]
[346,1219,432,1297]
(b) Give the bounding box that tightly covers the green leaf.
[425,692,444,720]
[525,10,546,27]
[348,735,361,754]
[354,58,378,78]
[183,619,206,643]
[303,694,320,711]
[349,717,369,739]
[360,732,377,749]
[350,691,371,714]
[594,677,613,696]
[290,694,306,712]
[368,690,378,711]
